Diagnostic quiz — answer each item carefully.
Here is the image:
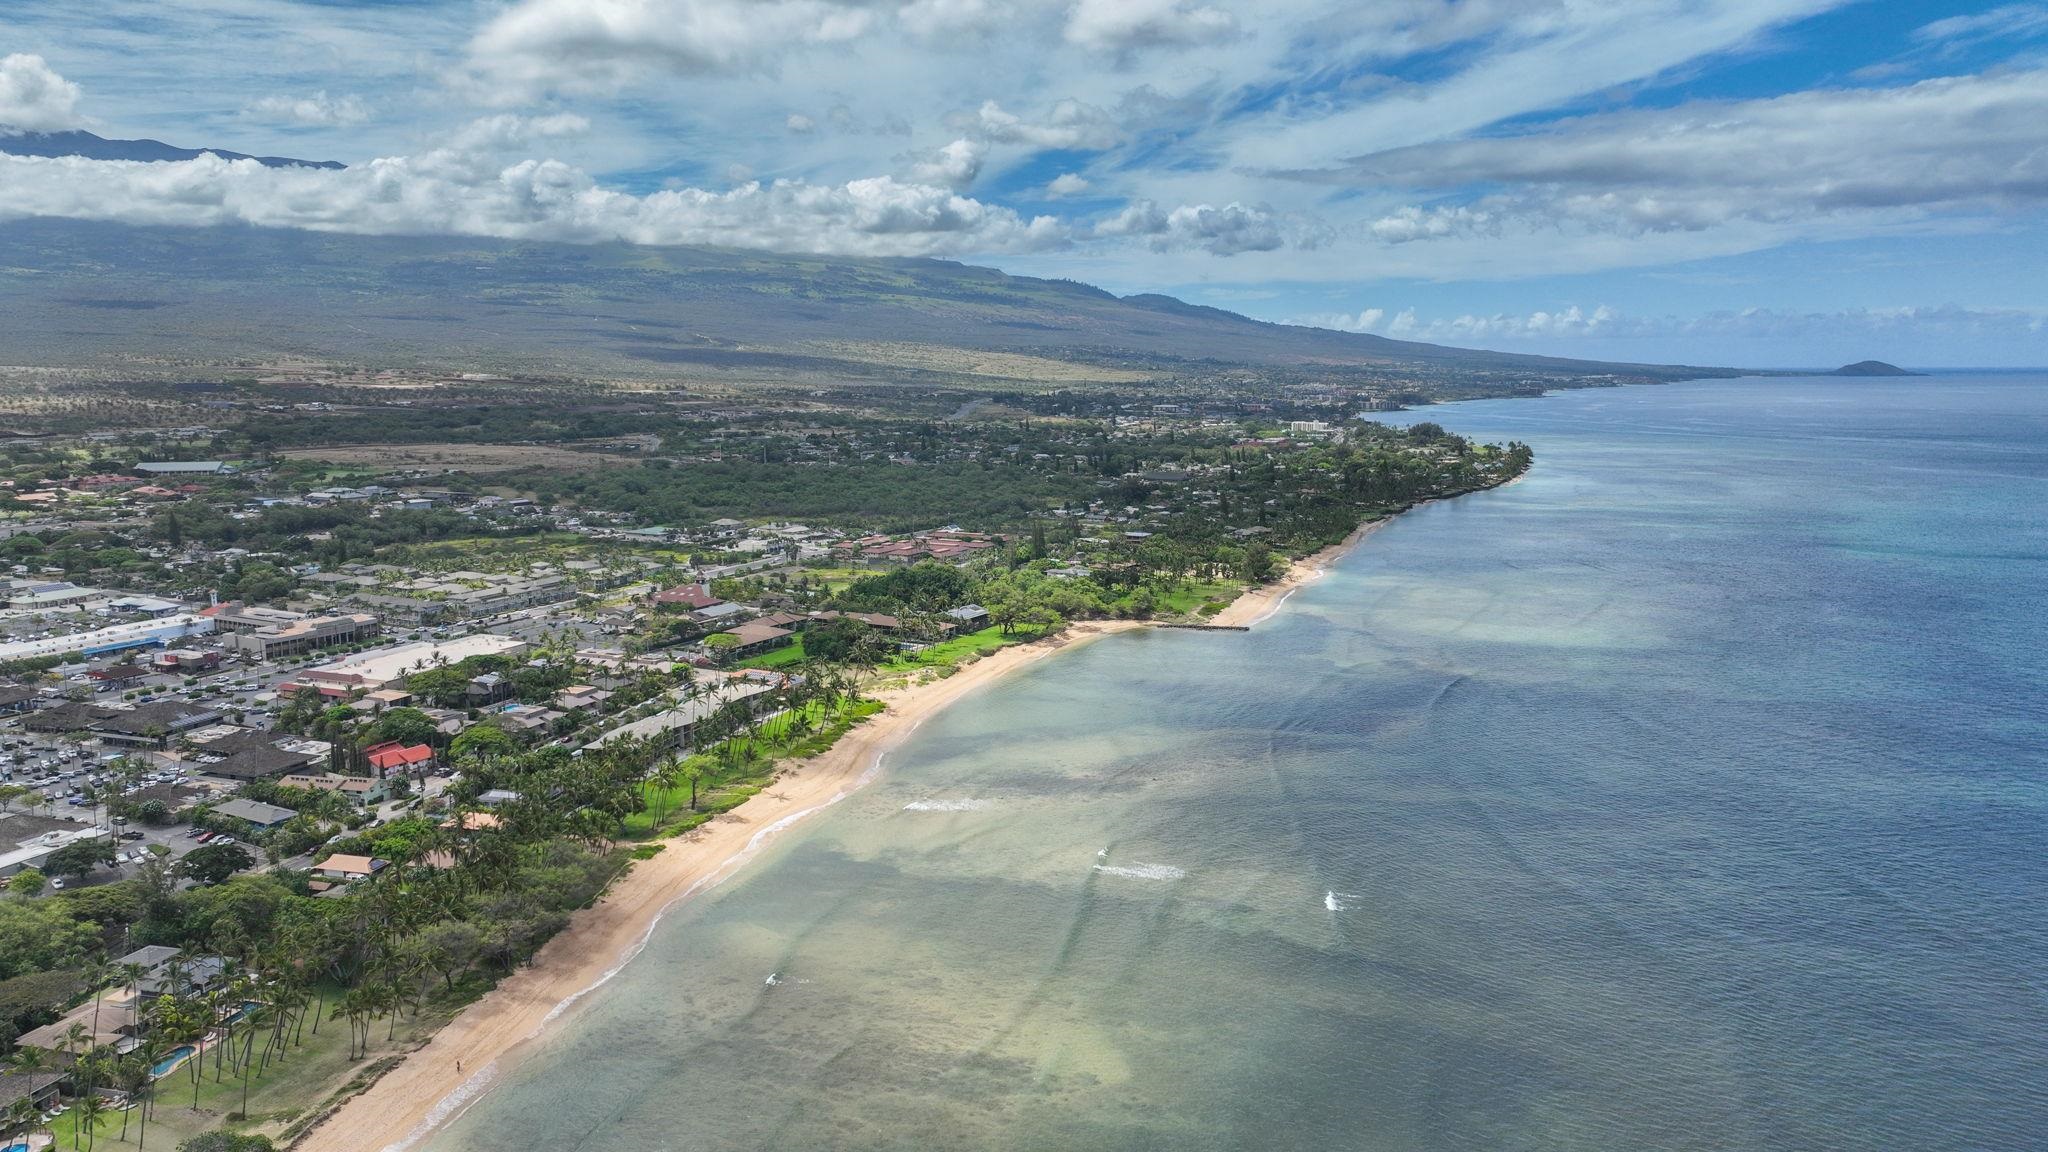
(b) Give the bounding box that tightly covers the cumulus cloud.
[0,145,1066,259]
[1045,172,1091,197]
[1064,0,1238,54]
[1319,68,2048,241]
[972,98,1123,150]
[466,0,880,96]
[244,91,372,128]
[908,137,986,188]
[786,113,816,133]
[0,53,83,132]
[1098,198,1283,255]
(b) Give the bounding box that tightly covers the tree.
[367,706,438,748]
[44,836,118,880]
[6,867,45,897]
[180,843,256,886]
[74,1091,106,1151]
[449,724,517,764]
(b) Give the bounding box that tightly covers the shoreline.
[293,497,1451,1152]
[295,619,1141,1152]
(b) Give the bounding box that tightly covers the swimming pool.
[150,1044,196,1078]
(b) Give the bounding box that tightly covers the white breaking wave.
[1325,890,1361,912]
[902,798,992,812]
[1093,862,1186,881]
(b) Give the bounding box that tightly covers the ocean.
[426,375,2048,1151]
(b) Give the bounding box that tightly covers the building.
[709,621,793,662]
[0,613,214,663]
[134,461,230,476]
[3,579,108,609]
[585,682,774,753]
[279,771,389,804]
[655,583,723,610]
[220,610,379,659]
[283,634,529,696]
[0,685,40,714]
[151,648,222,671]
[213,797,299,829]
[89,700,223,748]
[364,741,434,776]
[310,853,386,890]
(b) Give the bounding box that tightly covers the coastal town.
[0,375,1528,1152]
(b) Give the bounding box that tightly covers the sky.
[1,0,2045,368]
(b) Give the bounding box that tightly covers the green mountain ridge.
[0,218,1743,390]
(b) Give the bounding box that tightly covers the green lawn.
[880,625,1024,671]
[738,637,807,668]
[622,699,883,838]
[1152,578,1249,617]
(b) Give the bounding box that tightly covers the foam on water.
[902,798,992,811]
[1092,862,1186,881]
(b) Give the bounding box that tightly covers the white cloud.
[244,91,373,128]
[972,98,1124,149]
[1292,302,2048,345]
[787,113,817,134]
[1098,198,1284,255]
[1064,0,1238,54]
[1300,308,1383,333]
[1913,4,2048,47]
[0,53,84,133]
[0,147,1066,259]
[1325,68,2048,241]
[908,136,986,188]
[1045,172,1091,196]
[466,0,881,97]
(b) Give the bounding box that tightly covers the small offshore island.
[1831,360,1924,377]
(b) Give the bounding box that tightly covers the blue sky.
[2,0,2045,367]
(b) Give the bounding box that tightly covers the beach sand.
[1207,518,1388,628]
[294,620,1140,1152]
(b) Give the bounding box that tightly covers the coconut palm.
[74,1091,107,1151]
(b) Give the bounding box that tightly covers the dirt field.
[284,442,640,473]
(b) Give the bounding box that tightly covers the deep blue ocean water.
[431,375,2047,1152]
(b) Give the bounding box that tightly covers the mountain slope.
[0,129,343,169]
[0,217,1738,389]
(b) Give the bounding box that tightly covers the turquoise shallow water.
[430,376,2047,1152]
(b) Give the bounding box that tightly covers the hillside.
[0,128,343,169]
[0,218,1739,392]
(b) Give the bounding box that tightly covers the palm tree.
[682,761,706,812]
[116,1053,148,1143]
[125,1036,167,1151]
[74,1091,107,1151]
[4,1098,39,1150]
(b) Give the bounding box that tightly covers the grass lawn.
[880,625,1026,672]
[738,637,807,669]
[1152,578,1248,617]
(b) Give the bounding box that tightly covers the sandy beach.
[294,620,1139,1152]
[1208,518,1389,627]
